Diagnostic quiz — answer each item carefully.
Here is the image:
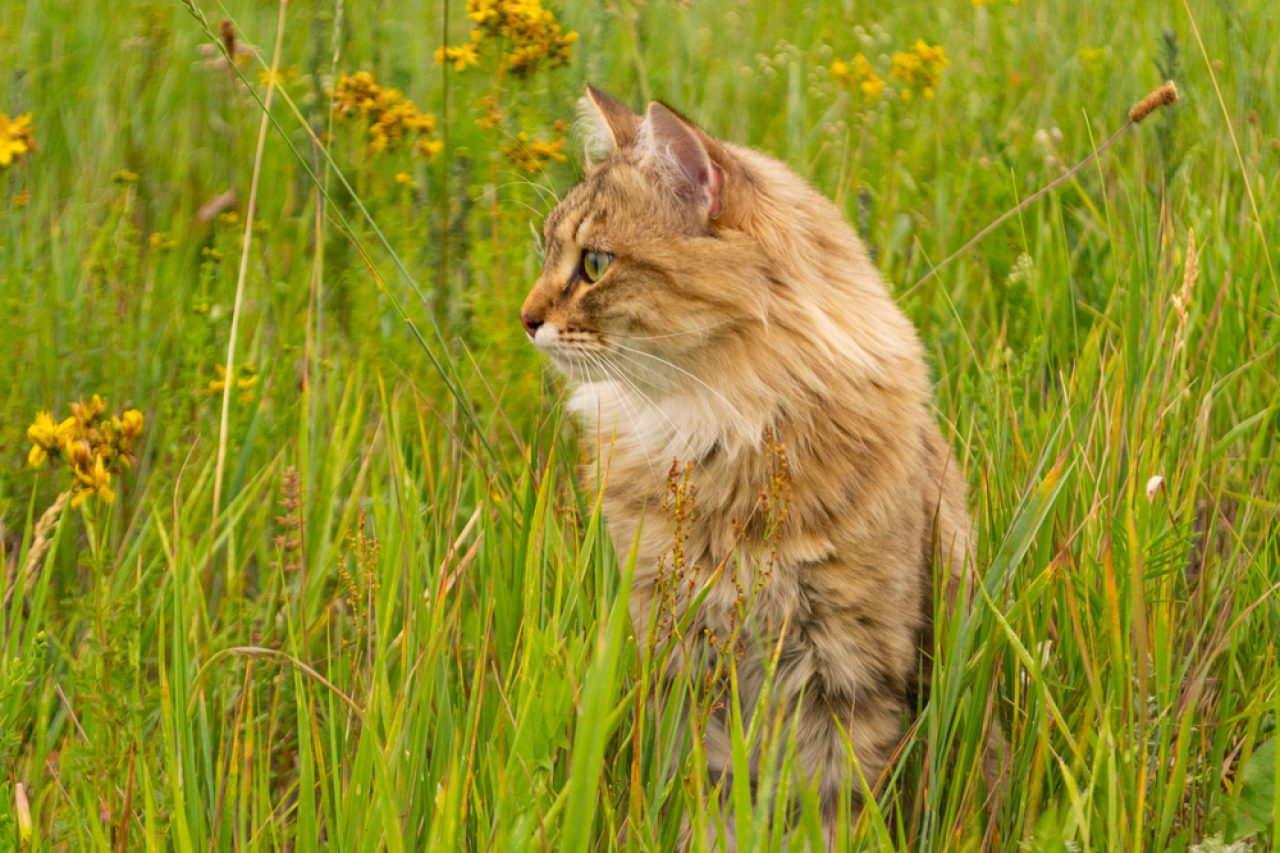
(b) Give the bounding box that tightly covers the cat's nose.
[521,312,543,338]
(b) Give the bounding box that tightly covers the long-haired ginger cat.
[521,86,975,845]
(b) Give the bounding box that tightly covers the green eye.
[582,250,612,283]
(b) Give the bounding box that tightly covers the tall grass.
[1,0,1277,849]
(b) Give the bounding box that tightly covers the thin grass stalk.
[209,1,289,591]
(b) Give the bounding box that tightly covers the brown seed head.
[1128,80,1179,124]
[219,19,236,59]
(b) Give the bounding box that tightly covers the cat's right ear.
[578,85,641,162]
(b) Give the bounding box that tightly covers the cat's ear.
[578,85,641,161]
[638,102,724,220]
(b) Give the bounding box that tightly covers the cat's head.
[519,87,769,390]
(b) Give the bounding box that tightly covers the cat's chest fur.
[568,376,925,649]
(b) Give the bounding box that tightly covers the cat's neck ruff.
[567,377,765,472]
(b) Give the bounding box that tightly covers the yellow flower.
[13,190,30,207]
[417,138,444,159]
[236,365,260,402]
[67,439,93,469]
[71,454,115,509]
[0,112,35,168]
[71,394,107,425]
[203,365,258,402]
[26,398,146,502]
[119,409,145,438]
[435,43,480,71]
[832,54,885,103]
[500,131,567,174]
[457,0,577,77]
[395,171,413,185]
[27,411,59,448]
[55,416,81,446]
[149,231,177,251]
[891,39,948,100]
[332,72,441,156]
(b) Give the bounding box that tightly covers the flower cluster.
[0,112,36,168]
[331,72,443,157]
[437,0,578,77]
[201,364,260,403]
[500,128,567,174]
[831,39,948,105]
[890,39,949,100]
[830,54,885,103]
[437,38,482,72]
[26,396,145,509]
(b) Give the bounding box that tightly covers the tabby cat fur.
[521,86,976,846]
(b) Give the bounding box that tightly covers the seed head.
[1128,80,1179,124]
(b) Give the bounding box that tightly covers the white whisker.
[582,351,663,482]
[597,351,700,462]
[608,342,742,417]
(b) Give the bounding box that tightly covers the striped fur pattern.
[520,87,972,846]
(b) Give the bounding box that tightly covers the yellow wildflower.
[831,54,884,103]
[435,42,480,71]
[203,364,259,403]
[13,190,31,207]
[395,171,413,185]
[149,231,177,251]
[500,131,567,174]
[28,411,59,449]
[236,365,260,402]
[71,455,114,508]
[55,416,80,447]
[26,397,144,506]
[451,0,577,77]
[66,438,92,469]
[118,409,145,438]
[71,394,107,425]
[332,72,441,156]
[0,112,36,168]
[891,39,948,99]
[417,138,444,159]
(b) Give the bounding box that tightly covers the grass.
[2,0,1278,849]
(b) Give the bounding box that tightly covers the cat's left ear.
[640,102,724,220]
[579,85,641,162]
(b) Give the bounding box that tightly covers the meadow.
[1,0,1278,849]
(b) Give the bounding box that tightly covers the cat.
[521,86,981,846]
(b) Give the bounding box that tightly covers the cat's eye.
[581,250,613,283]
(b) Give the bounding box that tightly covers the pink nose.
[521,312,543,338]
